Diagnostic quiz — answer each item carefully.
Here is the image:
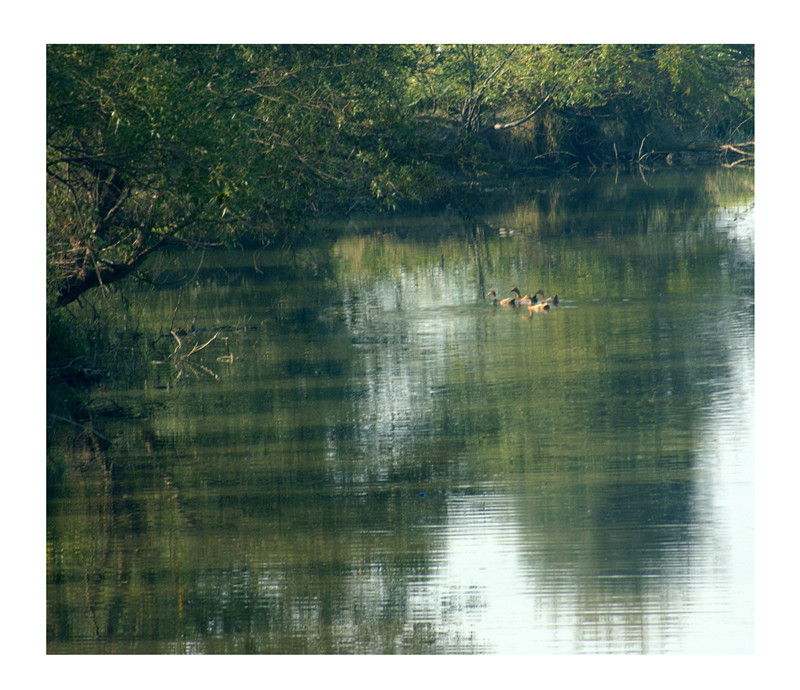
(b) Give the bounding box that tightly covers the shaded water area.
[47,168,754,654]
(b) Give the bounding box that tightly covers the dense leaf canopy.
[47,44,753,307]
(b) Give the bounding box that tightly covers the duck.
[529,289,559,306]
[486,290,516,306]
[510,287,536,304]
[542,293,559,306]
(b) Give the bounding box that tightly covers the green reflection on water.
[47,168,754,654]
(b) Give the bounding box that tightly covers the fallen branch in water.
[721,140,754,168]
[721,141,754,157]
[175,332,219,363]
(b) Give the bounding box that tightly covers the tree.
[47,45,250,307]
[405,44,753,167]
[48,44,754,309]
[47,45,439,308]
[240,45,435,215]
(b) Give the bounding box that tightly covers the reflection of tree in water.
[47,168,754,653]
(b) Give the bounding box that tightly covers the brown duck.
[541,292,559,306]
[512,287,559,307]
[486,290,516,306]
[510,287,536,304]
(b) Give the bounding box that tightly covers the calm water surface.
[47,168,754,653]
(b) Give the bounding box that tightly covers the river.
[47,167,754,654]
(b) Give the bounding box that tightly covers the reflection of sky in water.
[327,267,480,478]
[424,206,753,653]
[685,229,754,653]
[321,202,755,653]
[715,202,755,252]
[337,207,755,653]
[417,338,753,654]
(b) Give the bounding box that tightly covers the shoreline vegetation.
[47,44,754,436]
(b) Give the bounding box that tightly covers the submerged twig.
[217,336,234,363]
[176,332,219,363]
[47,413,111,444]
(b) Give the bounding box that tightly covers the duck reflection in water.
[528,301,550,313]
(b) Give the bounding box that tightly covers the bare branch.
[486,45,602,132]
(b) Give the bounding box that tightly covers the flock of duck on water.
[486,287,559,312]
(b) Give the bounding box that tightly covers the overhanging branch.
[483,45,602,133]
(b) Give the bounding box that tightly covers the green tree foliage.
[240,45,436,216]
[47,44,441,308]
[405,44,753,167]
[47,44,753,309]
[552,45,754,158]
[47,45,246,307]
